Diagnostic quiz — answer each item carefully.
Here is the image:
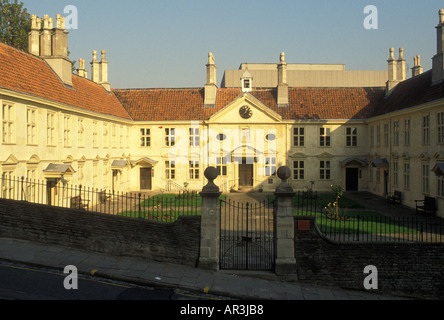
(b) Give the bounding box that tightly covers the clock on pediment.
[239,105,253,119]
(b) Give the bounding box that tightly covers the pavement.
[0,237,411,300]
[0,191,435,301]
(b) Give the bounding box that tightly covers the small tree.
[330,183,344,219]
[0,0,31,51]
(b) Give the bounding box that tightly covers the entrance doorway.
[46,179,58,205]
[140,168,152,190]
[239,159,253,187]
[346,168,359,191]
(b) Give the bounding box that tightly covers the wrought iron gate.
[220,199,275,270]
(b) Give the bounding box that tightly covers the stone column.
[198,167,221,270]
[274,166,297,276]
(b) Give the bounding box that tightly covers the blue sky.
[19,0,444,88]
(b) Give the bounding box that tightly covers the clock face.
[239,105,253,119]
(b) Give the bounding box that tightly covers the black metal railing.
[310,213,444,243]
[266,191,444,243]
[0,176,201,223]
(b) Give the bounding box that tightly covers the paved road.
[0,261,228,300]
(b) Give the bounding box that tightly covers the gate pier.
[273,166,298,276]
[198,167,221,271]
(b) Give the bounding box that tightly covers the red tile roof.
[113,87,385,121]
[3,41,443,123]
[0,42,132,120]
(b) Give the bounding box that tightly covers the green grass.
[267,192,364,209]
[296,209,420,236]
[118,209,201,222]
[118,193,226,222]
[139,193,226,207]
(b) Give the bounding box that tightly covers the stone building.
[0,11,443,216]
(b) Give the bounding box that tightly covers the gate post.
[198,167,221,271]
[274,166,298,276]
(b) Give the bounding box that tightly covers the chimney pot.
[100,50,110,91]
[91,50,100,83]
[432,9,444,84]
[204,52,217,107]
[277,51,289,106]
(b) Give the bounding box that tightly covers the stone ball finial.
[204,166,218,182]
[275,166,294,194]
[202,167,220,193]
[277,166,291,181]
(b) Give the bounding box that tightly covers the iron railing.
[0,176,201,223]
[269,191,444,243]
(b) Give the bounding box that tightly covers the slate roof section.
[0,42,132,120]
[372,70,444,117]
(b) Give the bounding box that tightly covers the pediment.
[27,154,41,164]
[3,154,18,165]
[63,155,74,163]
[419,152,430,160]
[231,145,264,157]
[132,157,158,167]
[316,152,333,158]
[208,92,282,123]
[434,151,444,160]
[288,152,306,158]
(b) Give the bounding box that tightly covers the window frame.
[319,127,331,147]
[26,107,37,145]
[2,102,15,144]
[293,160,305,180]
[346,127,357,147]
[293,127,305,147]
[320,160,331,180]
[165,128,176,147]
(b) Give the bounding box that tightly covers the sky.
[19,0,444,89]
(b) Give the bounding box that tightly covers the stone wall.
[0,199,201,267]
[294,217,444,299]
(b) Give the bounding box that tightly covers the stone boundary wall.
[294,216,444,299]
[0,199,201,267]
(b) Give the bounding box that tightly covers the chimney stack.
[100,50,110,92]
[28,14,72,86]
[40,15,53,57]
[412,55,423,77]
[77,58,87,78]
[90,50,100,83]
[386,47,407,95]
[397,48,406,81]
[28,15,41,56]
[432,9,444,84]
[277,52,289,106]
[204,52,217,107]
[386,48,398,94]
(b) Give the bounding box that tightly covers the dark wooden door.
[239,164,253,186]
[140,168,152,190]
[346,168,358,191]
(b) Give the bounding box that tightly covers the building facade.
[0,12,443,216]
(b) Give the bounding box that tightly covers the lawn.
[267,192,364,209]
[267,192,420,239]
[139,193,226,207]
[118,208,202,222]
[118,193,226,222]
[315,210,419,235]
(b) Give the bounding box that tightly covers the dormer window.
[241,70,253,92]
